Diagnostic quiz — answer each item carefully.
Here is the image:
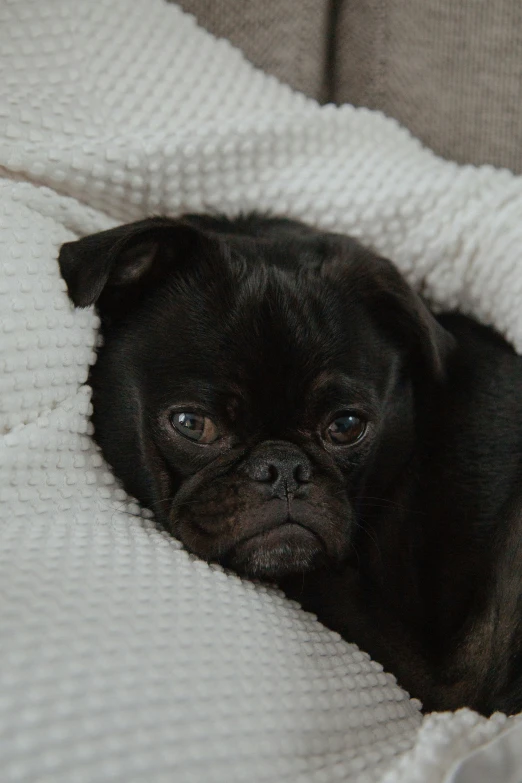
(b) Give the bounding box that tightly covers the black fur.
[59,214,522,715]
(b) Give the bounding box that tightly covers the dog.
[58,214,522,715]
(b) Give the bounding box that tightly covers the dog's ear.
[58,217,217,315]
[323,242,455,379]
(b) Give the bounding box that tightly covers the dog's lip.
[230,517,326,555]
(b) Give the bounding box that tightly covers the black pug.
[58,214,522,715]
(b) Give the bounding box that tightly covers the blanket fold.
[1,1,521,781]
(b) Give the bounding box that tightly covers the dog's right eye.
[325,412,367,445]
[170,412,219,444]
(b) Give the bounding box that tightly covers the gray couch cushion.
[334,0,522,173]
[178,0,522,173]
[175,0,330,100]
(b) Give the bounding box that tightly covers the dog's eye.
[326,413,367,445]
[171,412,219,444]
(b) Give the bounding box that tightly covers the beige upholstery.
[334,0,522,173]
[175,0,330,101]
[175,0,522,174]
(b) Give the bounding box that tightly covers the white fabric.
[443,718,522,783]
[1,1,522,780]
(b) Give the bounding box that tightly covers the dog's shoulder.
[437,311,522,411]
[437,311,518,356]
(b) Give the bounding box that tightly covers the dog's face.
[59,215,453,579]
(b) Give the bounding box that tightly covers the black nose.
[244,442,312,498]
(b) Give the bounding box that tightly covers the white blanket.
[1,1,521,781]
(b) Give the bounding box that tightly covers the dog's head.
[59,215,453,579]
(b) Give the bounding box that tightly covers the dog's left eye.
[170,412,219,444]
[326,412,367,445]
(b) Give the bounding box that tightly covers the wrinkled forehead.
[140,264,396,414]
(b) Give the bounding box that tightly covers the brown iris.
[171,412,219,444]
[326,412,367,445]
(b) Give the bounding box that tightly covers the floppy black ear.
[58,216,216,313]
[323,242,455,379]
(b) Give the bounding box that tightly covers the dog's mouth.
[171,488,352,581]
[224,518,327,580]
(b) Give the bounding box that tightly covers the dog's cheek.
[172,480,255,560]
[305,483,355,561]
[144,439,176,515]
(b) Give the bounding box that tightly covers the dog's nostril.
[268,464,279,483]
[294,463,312,484]
[247,458,312,490]
[264,463,279,484]
[249,461,279,483]
[245,446,312,494]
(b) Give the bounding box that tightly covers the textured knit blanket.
[1,2,522,781]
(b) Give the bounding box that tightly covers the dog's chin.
[225,522,327,581]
